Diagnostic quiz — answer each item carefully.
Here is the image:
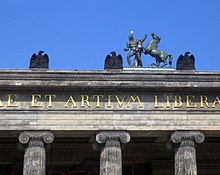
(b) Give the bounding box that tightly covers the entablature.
[0,69,219,91]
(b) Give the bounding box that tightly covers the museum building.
[0,52,220,175]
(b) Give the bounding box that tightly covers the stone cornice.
[0,69,219,90]
[0,69,220,81]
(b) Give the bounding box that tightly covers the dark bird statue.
[104,51,123,69]
[29,51,49,69]
[176,51,195,70]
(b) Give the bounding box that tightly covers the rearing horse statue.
[145,33,172,68]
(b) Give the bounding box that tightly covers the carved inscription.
[0,92,219,110]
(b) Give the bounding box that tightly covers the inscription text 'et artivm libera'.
[0,93,220,110]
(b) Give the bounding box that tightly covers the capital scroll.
[96,131,130,144]
[171,131,205,144]
[19,131,54,145]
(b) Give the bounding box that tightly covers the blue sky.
[0,0,220,71]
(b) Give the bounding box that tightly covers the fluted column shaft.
[171,131,205,175]
[19,131,54,175]
[96,131,130,175]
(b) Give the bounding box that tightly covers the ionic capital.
[19,131,54,145]
[171,131,205,144]
[96,131,130,144]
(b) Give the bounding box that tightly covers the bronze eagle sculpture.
[29,51,49,69]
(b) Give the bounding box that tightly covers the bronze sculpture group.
[30,33,197,70]
[124,32,173,68]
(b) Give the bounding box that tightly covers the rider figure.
[124,33,136,65]
[124,33,147,66]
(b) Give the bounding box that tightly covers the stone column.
[19,131,54,175]
[171,131,205,175]
[96,131,130,175]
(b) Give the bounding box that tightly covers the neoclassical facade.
[0,68,220,174]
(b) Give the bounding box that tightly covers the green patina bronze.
[124,32,173,68]
[124,32,147,67]
[145,33,172,68]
